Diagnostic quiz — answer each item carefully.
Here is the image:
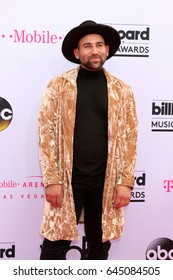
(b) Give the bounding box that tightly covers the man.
[38,20,138,260]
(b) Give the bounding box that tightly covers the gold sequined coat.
[38,67,138,242]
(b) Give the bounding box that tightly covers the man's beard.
[82,56,105,71]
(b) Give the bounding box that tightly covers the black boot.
[40,238,71,260]
[86,241,111,260]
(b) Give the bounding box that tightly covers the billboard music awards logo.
[131,170,146,202]
[0,97,13,131]
[0,242,15,259]
[146,238,173,260]
[110,23,150,57]
[0,176,45,200]
[151,100,173,132]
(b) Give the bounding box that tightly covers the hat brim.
[62,23,120,64]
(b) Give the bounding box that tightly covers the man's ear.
[106,45,110,57]
[74,48,79,59]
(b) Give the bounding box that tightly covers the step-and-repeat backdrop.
[0,0,172,260]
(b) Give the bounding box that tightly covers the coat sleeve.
[38,79,63,187]
[116,86,138,187]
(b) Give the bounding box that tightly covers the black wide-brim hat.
[62,20,120,64]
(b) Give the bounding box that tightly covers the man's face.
[74,34,109,71]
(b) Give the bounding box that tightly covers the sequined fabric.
[38,67,138,242]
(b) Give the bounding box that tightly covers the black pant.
[40,175,111,260]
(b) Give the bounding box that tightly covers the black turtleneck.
[72,67,108,178]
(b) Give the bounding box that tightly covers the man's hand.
[112,185,132,209]
[45,184,63,208]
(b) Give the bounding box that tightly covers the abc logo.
[66,236,87,260]
[146,238,173,260]
[0,97,13,131]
